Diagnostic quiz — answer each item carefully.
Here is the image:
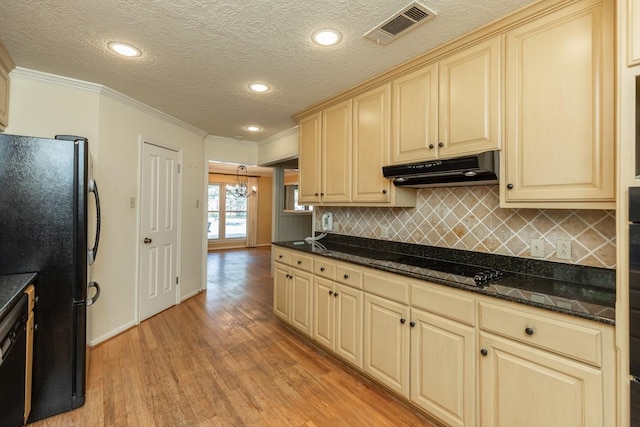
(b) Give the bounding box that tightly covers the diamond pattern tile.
[317,186,616,269]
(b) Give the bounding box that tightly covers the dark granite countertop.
[273,234,616,325]
[0,273,37,320]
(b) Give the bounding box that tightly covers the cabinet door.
[290,269,314,336]
[335,284,363,369]
[363,293,410,397]
[411,308,475,427]
[479,333,603,427]
[298,112,322,203]
[630,0,640,66]
[391,64,438,164]
[503,0,614,206]
[273,264,290,320]
[322,100,352,203]
[314,277,334,350]
[352,84,391,203]
[439,36,501,158]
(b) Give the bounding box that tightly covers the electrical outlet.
[556,239,572,260]
[530,238,544,257]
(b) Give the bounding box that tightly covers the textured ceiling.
[0,0,535,141]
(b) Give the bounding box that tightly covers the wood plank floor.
[29,247,437,426]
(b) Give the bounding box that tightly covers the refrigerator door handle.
[86,282,100,306]
[88,178,101,265]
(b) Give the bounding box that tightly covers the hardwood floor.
[29,247,437,426]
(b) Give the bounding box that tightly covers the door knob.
[143,237,152,244]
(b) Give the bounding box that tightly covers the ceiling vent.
[364,2,437,45]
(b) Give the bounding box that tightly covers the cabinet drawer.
[479,302,602,366]
[314,258,336,280]
[411,282,476,326]
[273,247,291,265]
[336,264,363,289]
[364,270,410,304]
[291,253,314,273]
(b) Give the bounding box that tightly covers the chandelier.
[228,165,257,198]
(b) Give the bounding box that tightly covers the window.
[208,183,247,240]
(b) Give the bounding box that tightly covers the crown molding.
[258,125,298,145]
[11,67,207,137]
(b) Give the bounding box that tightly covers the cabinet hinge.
[176,276,179,285]
[178,164,181,173]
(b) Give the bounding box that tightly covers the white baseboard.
[89,320,137,347]
[181,288,202,302]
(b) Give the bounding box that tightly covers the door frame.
[135,136,183,324]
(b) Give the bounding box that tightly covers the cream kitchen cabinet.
[298,101,352,204]
[363,292,410,398]
[410,282,476,427]
[478,300,615,427]
[297,88,415,207]
[314,276,364,368]
[273,248,314,337]
[502,0,615,209]
[629,0,640,66]
[390,36,502,164]
[0,41,15,131]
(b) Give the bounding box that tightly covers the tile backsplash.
[314,186,616,269]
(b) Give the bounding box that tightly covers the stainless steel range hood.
[382,151,499,188]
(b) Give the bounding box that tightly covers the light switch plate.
[531,238,544,257]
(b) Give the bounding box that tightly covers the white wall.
[6,69,206,345]
[257,127,298,166]
[204,135,258,164]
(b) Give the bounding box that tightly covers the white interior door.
[139,142,180,321]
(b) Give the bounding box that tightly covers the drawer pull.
[329,290,334,295]
[525,327,535,336]
[278,255,283,259]
[409,321,416,327]
[400,318,406,324]
[480,348,488,356]
[320,267,325,272]
[343,274,349,279]
[297,260,302,265]
[334,292,339,298]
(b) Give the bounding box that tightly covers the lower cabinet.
[273,262,314,336]
[479,332,604,427]
[363,293,410,398]
[410,308,476,427]
[313,277,363,368]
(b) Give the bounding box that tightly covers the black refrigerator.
[0,133,101,422]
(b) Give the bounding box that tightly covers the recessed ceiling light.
[246,126,261,132]
[108,42,141,57]
[248,83,270,93]
[312,29,342,46]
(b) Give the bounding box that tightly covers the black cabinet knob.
[410,321,416,327]
[297,260,302,265]
[525,327,535,336]
[315,193,319,196]
[278,255,283,259]
[321,193,325,196]
[320,267,325,272]
[438,142,444,148]
[507,183,514,190]
[400,318,406,324]
[343,274,349,279]
[334,292,339,298]
[382,189,387,194]
[480,348,488,356]
[429,144,435,149]
[329,290,334,295]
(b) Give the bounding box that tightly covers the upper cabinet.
[391,36,501,164]
[297,86,416,207]
[501,0,615,209]
[0,40,15,132]
[629,0,640,66]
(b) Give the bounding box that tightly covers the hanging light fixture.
[228,165,257,198]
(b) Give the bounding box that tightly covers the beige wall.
[6,69,206,345]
